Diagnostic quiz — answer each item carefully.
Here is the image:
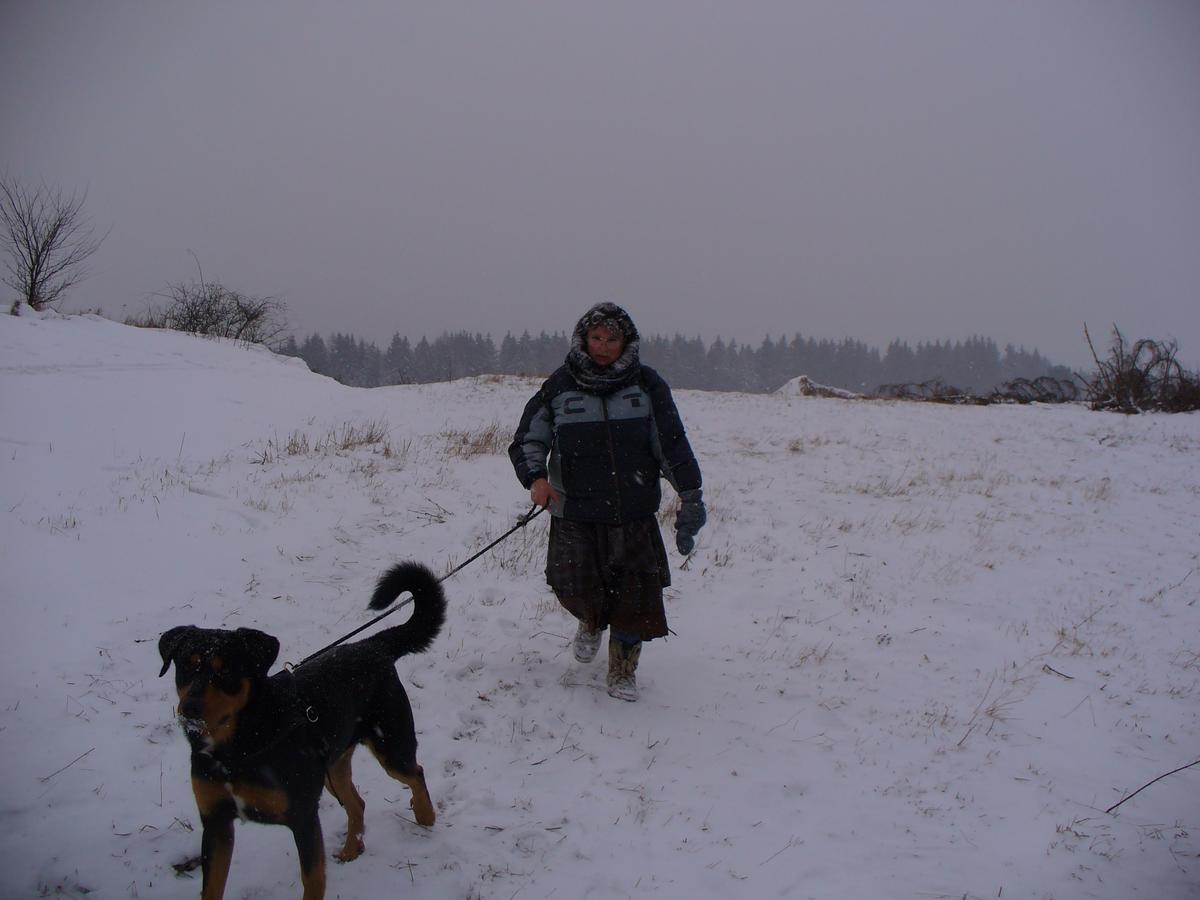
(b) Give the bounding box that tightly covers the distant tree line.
[277,329,1071,395]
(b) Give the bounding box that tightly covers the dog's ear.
[236,628,280,678]
[158,626,195,677]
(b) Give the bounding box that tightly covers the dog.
[158,561,446,900]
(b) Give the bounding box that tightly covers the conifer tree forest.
[276,329,1072,396]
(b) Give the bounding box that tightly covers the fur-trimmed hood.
[565,302,642,395]
[571,302,640,345]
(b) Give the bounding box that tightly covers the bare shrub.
[873,376,1080,408]
[132,275,288,348]
[1080,324,1200,413]
[874,379,987,405]
[874,375,1080,406]
[990,376,1079,404]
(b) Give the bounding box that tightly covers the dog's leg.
[199,816,235,900]
[364,679,438,827]
[324,747,366,861]
[291,814,327,900]
[193,776,236,900]
[366,742,436,827]
[397,764,436,827]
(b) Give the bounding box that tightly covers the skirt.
[545,515,671,641]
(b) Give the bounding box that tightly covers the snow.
[776,374,864,400]
[1,311,1198,899]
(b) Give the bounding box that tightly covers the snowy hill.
[1,312,1198,898]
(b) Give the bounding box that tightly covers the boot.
[572,621,604,663]
[606,639,641,702]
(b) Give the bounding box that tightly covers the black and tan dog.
[158,562,446,900]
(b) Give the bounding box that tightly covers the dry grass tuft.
[252,420,396,465]
[442,422,508,459]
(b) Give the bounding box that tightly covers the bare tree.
[1,176,105,314]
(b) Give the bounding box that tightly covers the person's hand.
[674,489,706,554]
[530,478,560,509]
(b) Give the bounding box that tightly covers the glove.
[674,489,706,555]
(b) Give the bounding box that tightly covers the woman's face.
[586,325,625,367]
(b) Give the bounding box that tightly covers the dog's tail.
[366,561,447,658]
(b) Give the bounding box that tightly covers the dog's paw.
[334,833,364,863]
[411,795,436,827]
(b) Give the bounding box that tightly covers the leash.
[292,504,547,669]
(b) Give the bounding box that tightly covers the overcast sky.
[3,1,1198,367]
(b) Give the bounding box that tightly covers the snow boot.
[572,622,604,663]
[606,639,641,702]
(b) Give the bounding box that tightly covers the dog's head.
[158,625,280,748]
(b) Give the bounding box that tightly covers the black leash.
[292,504,546,669]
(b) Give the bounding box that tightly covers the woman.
[508,302,706,701]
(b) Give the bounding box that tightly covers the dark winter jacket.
[509,364,702,525]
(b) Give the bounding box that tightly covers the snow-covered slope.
[2,312,1197,898]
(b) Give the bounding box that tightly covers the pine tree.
[384,333,413,385]
[298,334,329,375]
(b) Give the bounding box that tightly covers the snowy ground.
[1,311,1198,899]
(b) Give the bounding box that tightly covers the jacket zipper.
[601,395,622,522]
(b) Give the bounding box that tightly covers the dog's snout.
[178,686,205,720]
[179,698,203,720]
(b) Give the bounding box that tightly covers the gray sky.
[4,1,1198,367]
